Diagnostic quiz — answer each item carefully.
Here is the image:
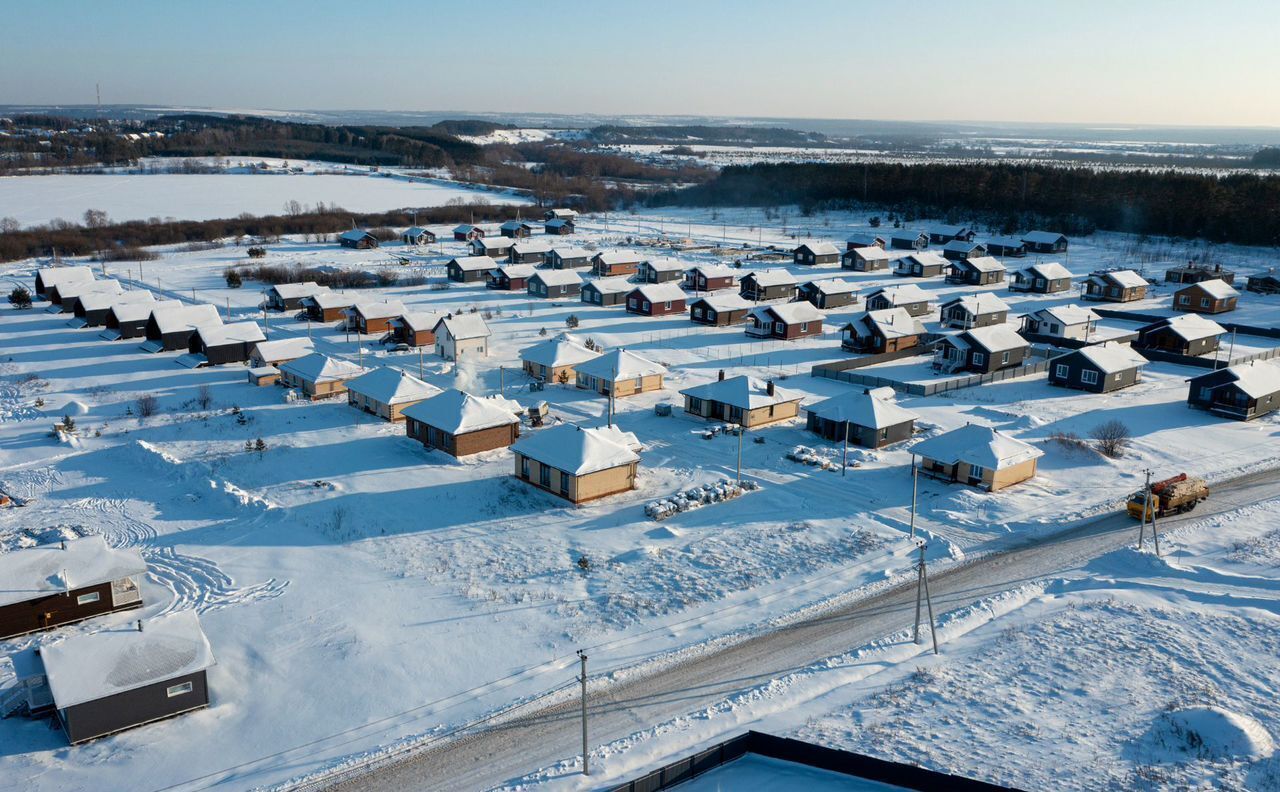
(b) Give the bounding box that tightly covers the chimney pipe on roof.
[137,620,143,632]
[767,380,776,397]
[718,369,725,381]
[61,539,66,550]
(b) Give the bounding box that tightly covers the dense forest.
[589,125,827,147]
[653,162,1280,246]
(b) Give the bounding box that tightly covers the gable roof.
[867,284,930,306]
[304,291,356,310]
[250,337,314,363]
[943,292,1010,316]
[511,424,640,476]
[801,278,857,296]
[845,233,886,246]
[1094,269,1147,289]
[846,246,895,261]
[1143,313,1226,342]
[749,302,824,325]
[930,224,970,237]
[113,298,180,324]
[1022,230,1067,245]
[956,255,1005,273]
[453,224,479,234]
[494,264,538,279]
[807,388,919,430]
[353,300,407,321]
[1202,362,1280,399]
[402,388,520,434]
[278,353,366,384]
[890,229,927,241]
[912,424,1043,469]
[548,245,592,259]
[392,310,447,333]
[956,325,1028,354]
[642,257,686,273]
[339,229,375,242]
[533,269,585,287]
[192,321,266,349]
[402,226,432,238]
[898,252,948,269]
[795,241,841,256]
[435,313,491,341]
[1180,278,1239,300]
[679,375,804,410]
[842,308,925,340]
[472,237,515,251]
[1017,261,1073,280]
[691,294,753,312]
[986,236,1026,249]
[520,333,600,368]
[688,263,738,279]
[345,366,441,405]
[1058,342,1149,374]
[594,250,642,266]
[0,535,146,609]
[451,255,500,272]
[57,278,124,302]
[151,304,222,335]
[743,269,796,287]
[269,281,327,300]
[545,218,574,229]
[630,282,687,302]
[80,289,153,313]
[500,220,536,231]
[1028,304,1098,326]
[36,265,94,289]
[575,348,667,381]
[511,239,553,255]
[943,239,984,253]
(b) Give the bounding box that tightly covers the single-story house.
[512,424,641,504]
[575,349,667,398]
[520,333,600,383]
[509,239,553,265]
[863,284,932,317]
[453,224,484,241]
[530,269,585,299]
[592,251,642,277]
[1021,231,1069,254]
[679,373,804,429]
[1009,262,1073,294]
[302,292,356,323]
[928,224,976,245]
[946,256,1005,285]
[448,255,498,283]
[689,294,753,326]
[942,240,988,262]
[684,264,738,292]
[24,610,214,744]
[1245,271,1280,295]
[1134,314,1226,357]
[187,321,266,366]
[470,237,516,258]
[939,293,1010,329]
[0,536,145,640]
[339,229,378,249]
[433,313,491,361]
[349,300,407,335]
[739,270,798,302]
[845,233,886,250]
[249,337,314,368]
[985,237,1027,258]
[912,423,1043,492]
[637,257,686,283]
[578,276,629,305]
[842,246,896,272]
[840,308,926,354]
[544,218,576,235]
[626,283,687,316]
[893,252,948,278]
[793,241,841,266]
[103,299,182,340]
[388,311,446,347]
[74,289,153,328]
[401,226,436,245]
[265,281,327,311]
[1164,262,1236,286]
[143,304,223,352]
[1048,343,1148,394]
[54,279,124,313]
[278,353,367,399]
[805,386,918,448]
[545,208,579,221]
[546,246,593,269]
[1173,279,1239,315]
[746,302,824,340]
[345,366,441,421]
[890,230,929,251]
[403,388,521,457]
[34,265,94,298]
[500,220,537,238]
[1187,362,1280,421]
[489,264,538,291]
[1084,270,1148,302]
[1019,304,1099,342]
[935,325,1030,374]
[797,279,858,310]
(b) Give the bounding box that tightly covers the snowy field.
[0,201,1278,790]
[0,170,529,228]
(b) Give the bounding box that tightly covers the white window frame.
[76,591,100,606]
[166,681,194,698]
[1081,369,1099,385]
[972,352,986,366]
[1054,364,1069,379]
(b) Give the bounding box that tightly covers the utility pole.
[841,420,849,477]
[576,650,589,776]
[909,459,919,539]
[226,297,231,321]
[912,542,939,655]
[1138,468,1152,551]
[499,365,504,393]
[735,423,744,484]
[419,346,424,379]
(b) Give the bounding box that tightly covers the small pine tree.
[225,270,243,289]
[869,216,881,228]
[8,286,32,310]
[538,327,548,336]
[254,437,267,458]
[565,314,579,329]
[244,439,254,453]
[61,414,76,432]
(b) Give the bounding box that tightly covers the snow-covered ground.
[0,201,1278,791]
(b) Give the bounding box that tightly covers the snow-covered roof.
[511,240,553,255]
[898,252,948,269]
[340,229,374,242]
[688,263,738,278]
[958,255,1005,273]
[269,281,327,300]
[114,298,180,323]
[520,333,600,368]
[1029,304,1098,327]
[37,265,94,288]
[546,208,578,219]
[41,610,215,710]
[1146,314,1227,342]
[453,224,478,234]
[679,375,804,410]
[193,321,266,348]
[474,237,515,251]
[1022,230,1067,244]
[957,325,1028,354]
[402,226,432,237]
[847,247,896,262]
[500,220,536,231]
[802,278,857,296]
[511,424,640,476]
[495,264,538,279]
[1095,269,1147,289]
[575,349,667,381]
[391,311,446,333]
[986,236,1025,249]
[930,224,969,237]
[912,424,1043,469]
[304,292,356,310]
[545,218,573,229]
[867,284,930,306]
[549,246,592,259]
[1064,343,1149,374]
[692,294,753,312]
[278,353,366,384]
[0,535,146,609]
[807,388,918,429]
[642,257,686,272]
[744,269,796,287]
[750,302,824,325]
[353,300,407,321]
[944,292,1010,315]
[595,250,642,265]
[534,269,585,287]
[251,337,313,363]
[80,289,152,313]
[1182,278,1240,300]
[345,366,441,405]
[1216,362,1280,399]
[451,255,498,272]
[151,304,222,334]
[401,388,520,434]
[891,229,927,240]
[796,241,841,256]
[435,313,491,341]
[1018,261,1073,280]
[630,283,687,302]
[845,233,885,246]
[943,239,983,252]
[842,308,925,340]
[58,278,124,301]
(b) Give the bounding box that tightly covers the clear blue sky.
[5,0,1278,127]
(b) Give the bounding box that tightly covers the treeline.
[226,262,422,290]
[589,125,827,147]
[653,162,1280,246]
[0,204,520,262]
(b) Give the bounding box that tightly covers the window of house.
[539,465,551,487]
[688,397,702,413]
[167,681,193,698]
[559,471,570,496]
[1114,373,1123,381]
[1048,323,1060,335]
[969,464,986,480]
[973,352,986,366]
[521,456,530,479]
[1001,351,1010,364]
[1081,369,1099,385]
[1055,364,1069,379]
[693,308,703,319]
[664,301,672,310]
[800,322,809,333]
[1179,295,1190,304]
[76,591,100,606]
[1199,386,1214,402]
[1200,298,1210,307]
[643,301,651,311]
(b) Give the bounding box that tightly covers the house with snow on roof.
[265,281,327,311]
[889,230,929,251]
[793,241,841,266]
[911,423,1043,492]
[278,353,367,400]
[863,284,931,317]
[592,250,643,277]
[512,424,641,504]
[626,283,687,316]
[401,226,436,245]
[0,536,145,640]
[684,264,738,292]
[345,366,441,421]
[187,321,266,366]
[893,252,947,278]
[349,300,407,335]
[946,255,1005,285]
[508,239,553,265]
[520,333,600,383]
[1084,270,1148,302]
[1134,314,1226,357]
[74,289,153,328]
[842,246,895,272]
[739,270,797,302]
[55,279,123,314]
[528,269,584,299]
[34,265,94,298]
[942,240,988,262]
[388,311,446,347]
[934,325,1030,374]
[142,304,222,352]
[746,302,824,340]
[1019,304,1099,342]
[546,246,593,269]
[488,264,537,291]
[985,236,1027,258]
[797,278,858,309]
[1008,261,1073,294]
[403,389,521,457]
[301,291,355,323]
[840,308,926,354]
[1048,342,1148,394]
[447,255,497,283]
[1021,230,1069,254]
[433,313,490,360]
[680,372,804,428]
[689,294,753,326]
[939,293,1010,329]
[338,229,378,249]
[845,233,886,250]
[544,218,576,235]
[928,224,976,245]
[637,257,686,284]
[499,220,536,239]
[1173,279,1239,314]
[453,224,484,241]
[1186,361,1280,421]
[575,349,667,398]
[103,299,181,340]
[470,236,516,258]
[805,386,918,448]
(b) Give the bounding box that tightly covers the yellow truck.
[1126,474,1209,520]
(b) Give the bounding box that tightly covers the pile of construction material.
[645,479,760,521]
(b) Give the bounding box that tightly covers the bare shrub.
[1089,420,1131,458]
[1049,430,1091,455]
[135,394,158,418]
[100,246,159,262]
[196,385,213,410]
